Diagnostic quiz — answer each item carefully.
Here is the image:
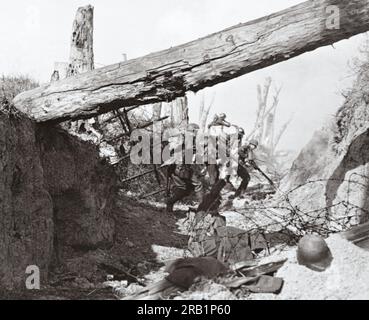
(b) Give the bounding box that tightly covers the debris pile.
[117,256,285,300]
[251,234,369,300]
[173,280,237,300]
[108,213,369,301]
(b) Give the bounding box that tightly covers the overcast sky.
[0,0,366,152]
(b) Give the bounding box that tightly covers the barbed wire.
[185,176,369,261]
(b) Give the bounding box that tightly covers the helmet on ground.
[249,139,259,148]
[297,234,333,272]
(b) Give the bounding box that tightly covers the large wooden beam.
[13,0,369,123]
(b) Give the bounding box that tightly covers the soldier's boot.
[197,179,226,212]
[233,177,250,199]
[225,181,236,192]
[191,171,204,201]
[232,166,251,199]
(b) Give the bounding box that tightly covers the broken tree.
[50,5,94,82]
[13,0,369,123]
[63,5,95,132]
[67,5,95,76]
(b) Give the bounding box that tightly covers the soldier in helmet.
[207,124,246,188]
[237,127,245,137]
[206,114,236,183]
[207,113,231,129]
[165,164,204,212]
[164,123,205,213]
[187,123,200,132]
[230,138,259,199]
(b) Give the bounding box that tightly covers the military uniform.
[205,114,235,186]
[207,113,231,129]
[166,164,204,212]
[233,141,257,198]
[165,124,205,213]
[206,163,220,185]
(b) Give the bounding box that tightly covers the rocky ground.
[1,172,368,300]
[106,187,369,301]
[2,74,369,300]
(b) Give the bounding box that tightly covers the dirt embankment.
[284,62,369,226]
[0,114,116,290]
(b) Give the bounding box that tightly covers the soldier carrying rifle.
[163,123,205,213]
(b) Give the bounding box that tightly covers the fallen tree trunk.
[13,0,369,123]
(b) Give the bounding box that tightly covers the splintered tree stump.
[152,102,163,120]
[170,96,189,129]
[67,5,94,76]
[13,0,369,123]
[65,5,95,131]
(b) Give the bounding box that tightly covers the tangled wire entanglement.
[235,176,368,243]
[184,176,369,261]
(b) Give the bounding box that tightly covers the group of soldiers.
[163,113,261,213]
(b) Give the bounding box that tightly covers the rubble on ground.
[250,234,369,300]
[107,200,369,301]
[173,280,237,300]
[129,234,368,300]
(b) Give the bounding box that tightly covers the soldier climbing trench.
[163,123,205,213]
[231,138,259,199]
[165,163,205,213]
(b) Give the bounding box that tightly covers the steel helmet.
[249,139,259,148]
[297,234,333,272]
[238,127,245,136]
[218,113,227,119]
[187,123,200,131]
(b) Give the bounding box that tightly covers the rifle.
[248,161,275,187]
[119,168,156,185]
[165,166,171,199]
[140,188,167,199]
